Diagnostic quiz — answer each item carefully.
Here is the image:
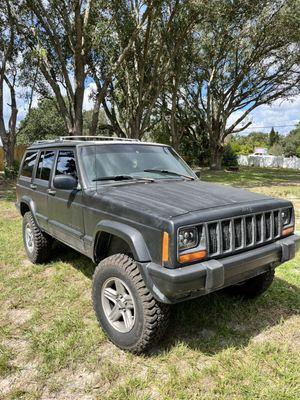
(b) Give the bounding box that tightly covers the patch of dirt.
[96,341,120,360]
[8,308,33,326]
[4,338,30,362]
[198,375,215,392]
[9,259,35,277]
[22,259,33,268]
[2,209,19,219]
[40,368,97,400]
[0,338,38,397]
[41,267,55,278]
[281,182,300,186]
[251,315,300,349]
[0,361,39,397]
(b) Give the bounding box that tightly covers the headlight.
[281,208,292,226]
[178,227,198,251]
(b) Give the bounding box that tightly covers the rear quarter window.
[20,151,38,178]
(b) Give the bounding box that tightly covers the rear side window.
[36,150,55,181]
[20,151,38,178]
[55,150,77,178]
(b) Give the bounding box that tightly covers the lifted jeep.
[16,136,300,353]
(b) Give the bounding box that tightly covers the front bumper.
[142,234,300,304]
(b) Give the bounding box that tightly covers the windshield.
[79,144,195,187]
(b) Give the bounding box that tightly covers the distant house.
[253,147,268,156]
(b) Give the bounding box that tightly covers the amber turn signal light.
[178,250,206,264]
[282,226,294,236]
[162,232,169,263]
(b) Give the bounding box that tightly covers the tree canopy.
[18,98,67,144]
[231,123,300,158]
[1,0,299,170]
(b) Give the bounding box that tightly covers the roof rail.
[59,136,140,142]
[34,139,61,144]
[33,136,140,145]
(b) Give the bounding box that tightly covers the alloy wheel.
[101,277,136,333]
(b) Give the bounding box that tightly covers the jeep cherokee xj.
[16,136,300,353]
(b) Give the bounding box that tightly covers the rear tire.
[92,254,170,354]
[225,269,275,299]
[22,211,52,264]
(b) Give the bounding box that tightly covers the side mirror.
[53,174,78,190]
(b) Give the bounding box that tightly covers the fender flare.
[93,220,151,262]
[19,196,39,227]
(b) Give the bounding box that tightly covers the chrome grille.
[206,209,282,257]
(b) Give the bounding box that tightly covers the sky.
[227,95,300,136]
[1,80,299,147]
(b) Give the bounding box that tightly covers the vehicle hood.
[96,180,273,219]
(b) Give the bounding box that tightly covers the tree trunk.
[72,0,85,137]
[171,136,180,152]
[89,91,101,135]
[210,141,223,170]
[2,136,15,178]
[170,106,178,150]
[72,65,84,136]
[4,142,14,170]
[102,99,126,138]
[170,74,180,151]
[72,50,85,136]
[129,115,142,139]
[1,74,18,177]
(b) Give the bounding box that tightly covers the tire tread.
[23,211,52,263]
[92,253,170,354]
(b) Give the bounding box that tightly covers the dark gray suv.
[16,136,300,353]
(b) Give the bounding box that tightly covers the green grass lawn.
[0,167,299,400]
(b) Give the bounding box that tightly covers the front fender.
[93,220,151,262]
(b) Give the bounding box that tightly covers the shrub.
[269,143,284,156]
[222,143,238,167]
[4,160,20,179]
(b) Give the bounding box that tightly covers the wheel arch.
[93,220,151,263]
[19,196,39,226]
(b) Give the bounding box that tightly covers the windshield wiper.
[143,169,195,181]
[93,175,154,182]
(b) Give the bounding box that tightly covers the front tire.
[22,211,52,264]
[92,254,170,354]
[225,269,275,299]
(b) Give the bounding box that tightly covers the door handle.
[30,183,37,190]
[47,189,56,196]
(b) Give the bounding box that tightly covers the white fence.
[238,155,300,170]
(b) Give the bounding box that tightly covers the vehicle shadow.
[52,245,299,356]
[156,276,299,355]
[52,242,95,279]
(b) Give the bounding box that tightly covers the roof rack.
[34,136,140,144]
[59,136,140,142]
[34,139,60,144]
